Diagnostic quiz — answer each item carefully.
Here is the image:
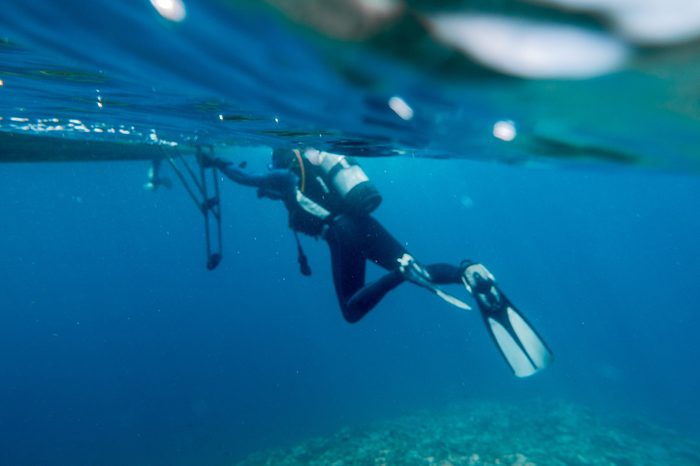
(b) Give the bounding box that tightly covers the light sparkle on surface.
[493,120,516,141]
[150,0,186,23]
[1,115,179,146]
[388,96,414,120]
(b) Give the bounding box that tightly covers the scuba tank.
[302,148,382,215]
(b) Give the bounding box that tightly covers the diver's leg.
[361,217,464,285]
[326,224,366,322]
[325,216,376,323]
[345,269,404,321]
[327,216,468,320]
[361,216,409,270]
[344,215,412,316]
[325,216,404,323]
[424,263,463,285]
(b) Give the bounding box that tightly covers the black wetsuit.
[218,164,464,323]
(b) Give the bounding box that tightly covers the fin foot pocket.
[397,253,432,285]
[462,263,502,312]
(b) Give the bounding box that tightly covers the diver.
[203,147,553,377]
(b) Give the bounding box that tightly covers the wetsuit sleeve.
[218,165,297,200]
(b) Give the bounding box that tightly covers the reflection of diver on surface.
[205,147,553,377]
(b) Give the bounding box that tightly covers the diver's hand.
[200,153,231,170]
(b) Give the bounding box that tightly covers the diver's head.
[271,147,295,169]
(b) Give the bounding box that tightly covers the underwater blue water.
[2,158,699,465]
[2,1,700,465]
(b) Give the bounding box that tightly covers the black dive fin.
[464,264,553,377]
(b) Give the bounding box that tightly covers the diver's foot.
[461,262,503,313]
[397,253,432,285]
[399,254,472,310]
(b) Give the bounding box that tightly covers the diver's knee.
[341,307,364,324]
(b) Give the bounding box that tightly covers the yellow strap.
[292,148,306,193]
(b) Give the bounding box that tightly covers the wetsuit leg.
[361,219,464,284]
[425,263,463,285]
[326,216,464,322]
[360,216,409,270]
[325,217,367,322]
[325,215,406,323]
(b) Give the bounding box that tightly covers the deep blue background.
[1,154,699,465]
[2,0,700,464]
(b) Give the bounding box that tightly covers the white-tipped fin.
[488,317,538,377]
[435,289,471,310]
[507,307,553,370]
[487,307,552,378]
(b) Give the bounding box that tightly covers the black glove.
[215,158,232,170]
[200,153,230,170]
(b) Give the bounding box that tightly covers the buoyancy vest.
[286,148,382,236]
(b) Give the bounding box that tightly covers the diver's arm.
[209,157,297,200]
[217,163,267,188]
